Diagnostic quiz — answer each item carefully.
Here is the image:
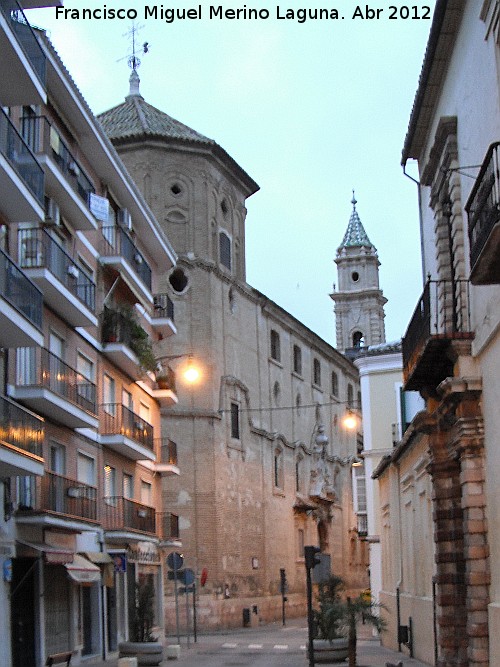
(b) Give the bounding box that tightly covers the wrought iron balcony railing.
[0,246,43,328]
[18,471,97,520]
[20,115,95,206]
[466,141,500,283]
[15,347,97,414]
[0,108,44,205]
[100,226,152,291]
[100,403,154,451]
[157,438,178,466]
[18,227,96,311]
[1,0,46,85]
[103,496,156,534]
[402,279,473,390]
[0,394,44,457]
[357,513,368,537]
[158,511,180,542]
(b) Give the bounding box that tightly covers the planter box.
[313,637,349,663]
[118,641,163,666]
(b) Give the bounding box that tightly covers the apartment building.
[0,2,179,665]
[376,2,500,665]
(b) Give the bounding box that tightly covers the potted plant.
[101,305,157,374]
[118,579,163,666]
[313,576,385,665]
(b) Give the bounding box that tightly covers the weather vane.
[120,22,150,71]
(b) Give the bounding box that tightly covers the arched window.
[352,331,365,348]
[273,381,281,406]
[293,344,302,375]
[270,329,281,361]
[347,383,354,407]
[219,231,231,270]
[313,358,321,386]
[274,447,284,489]
[331,371,339,396]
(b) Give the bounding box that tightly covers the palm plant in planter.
[313,576,385,666]
[118,579,163,666]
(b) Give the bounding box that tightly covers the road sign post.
[167,552,184,644]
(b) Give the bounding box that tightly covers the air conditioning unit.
[44,198,61,226]
[67,265,80,279]
[117,208,132,231]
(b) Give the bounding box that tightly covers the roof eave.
[401,0,464,165]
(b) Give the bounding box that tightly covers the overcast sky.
[27,1,434,346]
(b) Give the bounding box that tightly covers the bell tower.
[330,194,387,354]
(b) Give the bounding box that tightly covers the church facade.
[99,74,377,627]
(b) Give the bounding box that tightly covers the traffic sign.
[167,551,184,570]
[183,568,195,586]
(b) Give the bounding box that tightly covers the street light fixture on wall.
[156,353,201,385]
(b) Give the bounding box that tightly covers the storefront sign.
[113,554,126,573]
[126,542,160,564]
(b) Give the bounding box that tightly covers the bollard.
[165,644,181,660]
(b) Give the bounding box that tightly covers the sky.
[27,0,434,346]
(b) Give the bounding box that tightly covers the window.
[123,473,133,499]
[270,329,281,362]
[347,383,354,407]
[273,381,281,406]
[298,529,305,559]
[140,480,152,506]
[219,231,231,270]
[104,464,116,501]
[331,371,339,396]
[352,331,364,348]
[49,442,66,475]
[77,452,95,486]
[313,358,321,386]
[77,352,94,407]
[274,447,284,489]
[295,457,303,494]
[230,402,240,439]
[293,344,302,375]
[103,374,116,415]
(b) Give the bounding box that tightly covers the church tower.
[331,194,387,354]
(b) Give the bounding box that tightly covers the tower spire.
[121,23,149,99]
[339,192,375,251]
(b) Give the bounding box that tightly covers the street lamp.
[342,409,358,431]
[156,353,201,386]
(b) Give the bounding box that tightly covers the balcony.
[16,471,97,528]
[99,403,155,462]
[466,142,500,284]
[402,279,473,392]
[141,438,179,476]
[100,226,152,305]
[101,306,155,380]
[9,347,98,429]
[158,512,180,545]
[0,394,44,476]
[0,108,44,221]
[0,1,46,105]
[0,247,43,348]
[151,293,176,338]
[103,496,156,537]
[356,513,368,538]
[18,227,97,328]
[20,115,97,231]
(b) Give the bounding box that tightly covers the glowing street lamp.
[342,410,358,431]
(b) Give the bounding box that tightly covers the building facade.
[382,1,500,665]
[1,5,179,665]
[99,76,370,628]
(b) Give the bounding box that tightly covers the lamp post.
[155,353,201,386]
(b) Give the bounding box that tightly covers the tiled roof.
[339,195,375,250]
[98,94,214,144]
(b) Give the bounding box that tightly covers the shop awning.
[64,555,100,584]
[84,552,113,564]
[16,540,74,564]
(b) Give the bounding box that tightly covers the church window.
[296,393,301,414]
[295,456,303,494]
[274,447,284,489]
[230,402,240,439]
[170,183,182,196]
[351,271,359,282]
[313,358,321,387]
[293,344,302,374]
[219,231,231,270]
[221,198,229,216]
[169,267,188,293]
[331,371,339,396]
[270,329,281,361]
